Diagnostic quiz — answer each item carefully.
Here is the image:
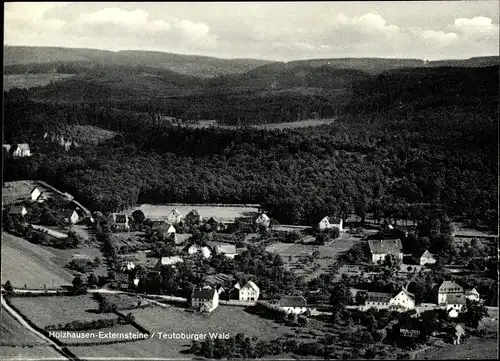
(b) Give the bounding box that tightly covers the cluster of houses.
[3,143,31,157]
[357,280,480,318]
[367,237,437,267]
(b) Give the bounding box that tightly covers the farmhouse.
[254,213,271,228]
[438,281,464,305]
[191,288,219,313]
[4,143,32,157]
[206,216,227,232]
[185,209,202,225]
[214,244,238,259]
[419,250,437,266]
[368,239,403,263]
[363,289,415,311]
[317,216,343,231]
[277,296,308,314]
[465,288,480,302]
[166,209,182,224]
[58,209,79,225]
[185,244,212,259]
[239,281,260,302]
[155,256,184,270]
[151,222,176,238]
[8,205,27,217]
[30,187,42,201]
[399,319,422,339]
[110,213,130,232]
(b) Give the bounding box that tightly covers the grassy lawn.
[0,306,47,346]
[0,345,64,359]
[1,232,74,288]
[417,336,498,360]
[10,295,116,328]
[41,245,108,278]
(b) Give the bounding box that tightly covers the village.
[2,177,498,359]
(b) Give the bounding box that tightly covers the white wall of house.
[239,287,259,301]
[279,306,307,314]
[372,253,387,263]
[389,291,415,309]
[31,188,41,201]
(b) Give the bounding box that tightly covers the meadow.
[3,74,74,91]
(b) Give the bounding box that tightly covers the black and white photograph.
[1,1,499,360]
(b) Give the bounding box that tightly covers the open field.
[2,180,55,205]
[41,244,108,277]
[10,295,116,328]
[451,221,498,237]
[68,125,118,145]
[0,345,64,359]
[0,306,47,346]
[126,203,260,223]
[1,232,74,288]
[417,337,498,360]
[67,305,296,358]
[3,73,74,91]
[186,118,337,130]
[133,305,293,340]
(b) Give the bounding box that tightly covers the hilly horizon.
[4,45,499,78]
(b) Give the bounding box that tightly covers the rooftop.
[368,239,403,255]
[192,288,217,300]
[278,295,307,307]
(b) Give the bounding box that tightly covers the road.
[1,294,73,360]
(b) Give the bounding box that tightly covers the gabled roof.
[447,294,466,305]
[30,187,40,194]
[16,143,30,151]
[215,244,237,255]
[366,292,392,303]
[192,288,217,300]
[169,209,181,215]
[115,214,128,224]
[329,218,342,224]
[439,281,463,292]
[158,256,184,266]
[256,213,270,221]
[58,209,78,219]
[395,288,415,301]
[465,288,479,295]
[278,295,307,307]
[241,280,259,292]
[421,250,435,259]
[368,239,403,255]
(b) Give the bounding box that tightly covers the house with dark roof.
[110,213,130,232]
[278,296,308,314]
[155,256,184,270]
[368,239,403,263]
[438,281,464,305]
[363,288,415,311]
[185,209,202,225]
[399,319,423,339]
[58,209,79,225]
[317,216,343,232]
[8,205,27,217]
[166,209,182,224]
[191,288,219,313]
[184,244,212,259]
[465,288,480,302]
[5,143,32,157]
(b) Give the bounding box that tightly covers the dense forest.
[3,65,498,230]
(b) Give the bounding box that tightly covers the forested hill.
[3,46,273,78]
[3,63,498,232]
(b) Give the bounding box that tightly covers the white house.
[30,187,42,201]
[419,250,437,266]
[445,294,467,317]
[155,256,184,270]
[277,296,308,314]
[465,288,480,302]
[58,210,79,225]
[389,289,415,310]
[239,281,260,302]
[215,244,238,259]
[438,281,464,305]
[110,214,130,232]
[191,288,219,313]
[255,213,271,228]
[4,143,32,157]
[166,209,182,224]
[368,239,403,263]
[185,245,212,259]
[8,205,27,217]
[317,216,343,232]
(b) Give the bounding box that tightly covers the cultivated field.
[1,232,74,288]
[42,245,107,277]
[126,204,260,223]
[3,74,74,91]
[9,295,116,328]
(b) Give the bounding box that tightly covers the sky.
[4,1,499,61]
